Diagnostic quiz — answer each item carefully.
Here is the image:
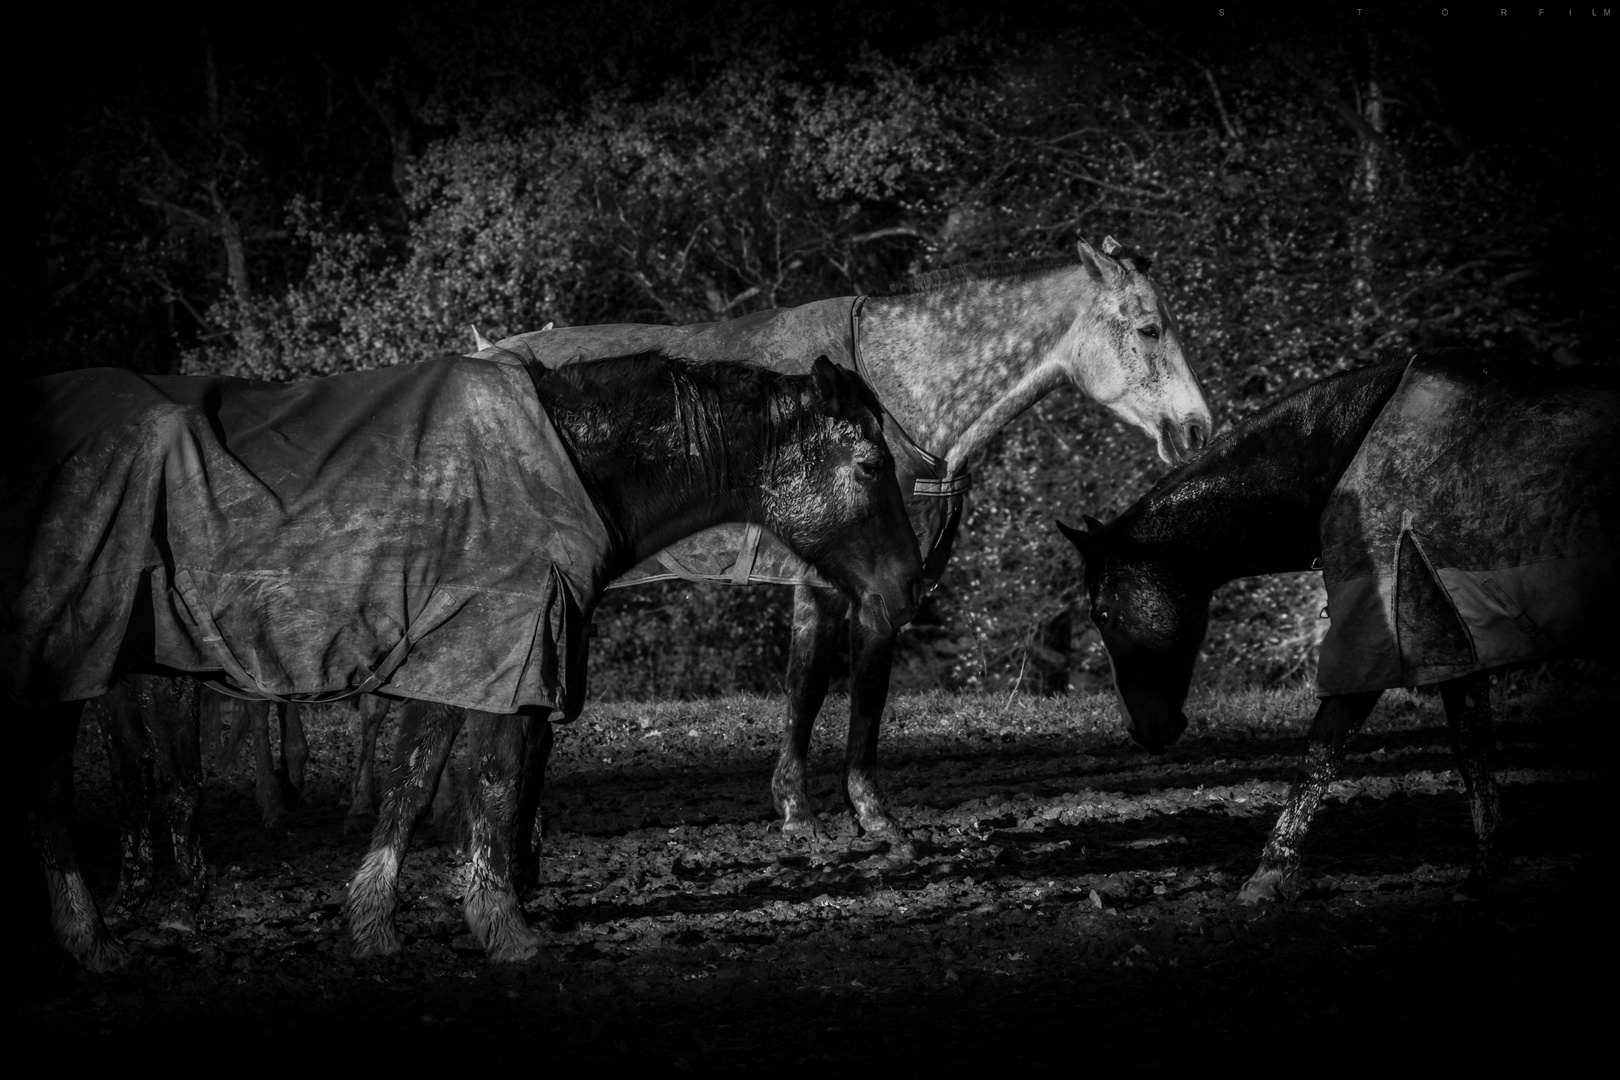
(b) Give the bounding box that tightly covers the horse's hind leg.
[88,685,156,918]
[512,719,554,898]
[348,700,464,958]
[25,702,128,971]
[249,700,293,830]
[843,616,915,861]
[461,710,549,961]
[1241,689,1382,904]
[277,701,308,807]
[772,584,847,834]
[345,694,393,834]
[146,677,207,931]
[1440,673,1503,897]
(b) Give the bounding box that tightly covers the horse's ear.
[1075,238,1112,283]
[472,324,495,351]
[1102,236,1152,274]
[812,355,884,423]
[540,321,554,332]
[1055,517,1094,565]
[811,355,844,414]
[1083,513,1105,532]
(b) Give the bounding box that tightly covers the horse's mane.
[878,243,1154,297]
[1101,358,1410,536]
[878,255,1086,297]
[534,351,825,494]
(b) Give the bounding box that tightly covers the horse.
[6,350,921,970]
[345,351,927,960]
[1058,349,1618,900]
[471,237,1213,854]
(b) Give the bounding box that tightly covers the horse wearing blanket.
[5,351,921,968]
[1060,350,1617,899]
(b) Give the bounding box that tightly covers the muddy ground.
[16,680,1614,1070]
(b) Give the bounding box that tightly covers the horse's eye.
[1092,606,1110,627]
[856,456,884,479]
[1138,325,1160,341]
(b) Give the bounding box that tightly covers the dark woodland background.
[10,2,1615,700]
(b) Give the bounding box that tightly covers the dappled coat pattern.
[1,358,610,716]
[1317,353,1619,695]
[477,297,961,588]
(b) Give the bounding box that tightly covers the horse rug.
[475,297,966,590]
[1,357,611,716]
[1316,352,1619,696]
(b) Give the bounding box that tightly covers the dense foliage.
[15,5,1614,699]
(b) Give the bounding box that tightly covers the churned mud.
[17,682,1613,1069]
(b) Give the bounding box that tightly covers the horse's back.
[2,359,609,714]
[479,297,858,374]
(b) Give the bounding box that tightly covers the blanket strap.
[732,522,764,585]
[849,296,971,585]
[175,575,461,703]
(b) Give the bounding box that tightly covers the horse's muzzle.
[1160,416,1209,465]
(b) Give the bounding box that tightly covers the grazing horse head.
[539,354,923,635]
[1068,237,1211,465]
[1057,515,1209,753]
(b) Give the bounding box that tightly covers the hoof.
[1239,867,1289,904]
[485,929,544,963]
[863,838,917,867]
[349,926,403,959]
[780,812,823,840]
[83,938,131,973]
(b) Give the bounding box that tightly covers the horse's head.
[1059,237,1212,466]
[1057,516,1210,754]
[762,357,924,635]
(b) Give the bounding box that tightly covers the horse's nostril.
[1187,422,1205,453]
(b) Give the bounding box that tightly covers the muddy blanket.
[1316,353,1619,696]
[1,358,610,715]
[478,298,963,589]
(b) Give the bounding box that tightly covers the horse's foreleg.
[772,584,848,834]
[461,710,545,962]
[148,678,207,931]
[277,701,308,807]
[1440,674,1503,896]
[348,701,464,958]
[843,616,915,860]
[1241,690,1381,904]
[26,703,127,971]
[512,718,554,898]
[249,701,292,830]
[345,695,393,834]
[88,687,156,918]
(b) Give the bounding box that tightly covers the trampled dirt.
[17,682,1613,1070]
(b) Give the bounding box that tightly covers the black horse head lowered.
[536,352,924,635]
[1057,360,1413,753]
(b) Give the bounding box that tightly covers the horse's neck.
[548,402,762,573]
[858,275,1080,473]
[1133,362,1407,584]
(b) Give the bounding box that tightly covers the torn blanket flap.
[1315,352,1619,696]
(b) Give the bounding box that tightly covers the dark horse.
[5,351,920,969]
[1059,350,1617,900]
[345,352,922,960]
[466,239,1213,854]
